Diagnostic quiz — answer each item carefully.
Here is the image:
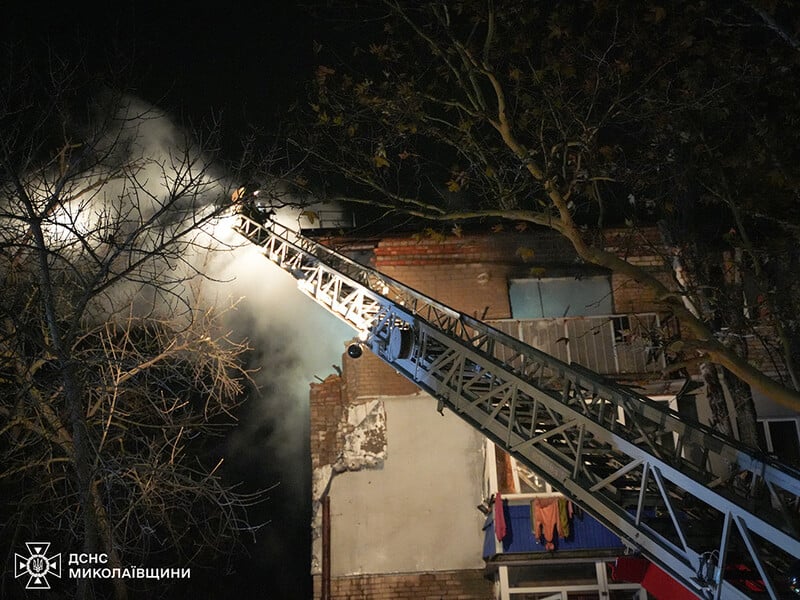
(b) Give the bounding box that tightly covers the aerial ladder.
[233,213,800,600]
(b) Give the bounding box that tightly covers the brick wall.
[495,446,516,494]
[328,227,681,319]
[310,351,419,469]
[369,228,681,320]
[313,569,494,599]
[310,374,347,469]
[309,351,493,600]
[602,227,666,260]
[372,233,552,320]
[601,227,677,314]
[611,271,676,314]
[372,231,576,267]
[341,349,420,404]
[380,263,513,320]
[744,325,787,381]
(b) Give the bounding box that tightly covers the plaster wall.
[328,393,487,576]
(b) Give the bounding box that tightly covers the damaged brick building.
[305,224,797,600]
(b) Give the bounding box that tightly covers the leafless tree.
[0,54,261,600]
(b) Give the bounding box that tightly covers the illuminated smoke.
[17,93,354,594]
[192,152,354,600]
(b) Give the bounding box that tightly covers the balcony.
[486,313,678,378]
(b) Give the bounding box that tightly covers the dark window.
[769,421,800,466]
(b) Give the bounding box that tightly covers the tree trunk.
[24,210,102,600]
[719,332,761,449]
[91,482,129,600]
[65,367,101,600]
[720,368,760,449]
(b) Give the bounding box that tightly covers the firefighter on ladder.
[231,184,275,224]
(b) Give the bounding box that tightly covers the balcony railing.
[486,313,678,377]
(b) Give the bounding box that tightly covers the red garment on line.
[494,492,507,541]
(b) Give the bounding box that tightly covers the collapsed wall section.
[310,352,420,576]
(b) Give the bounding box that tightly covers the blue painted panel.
[509,277,613,318]
[483,502,626,558]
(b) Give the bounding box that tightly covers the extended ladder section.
[233,214,800,600]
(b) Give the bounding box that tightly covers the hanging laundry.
[531,497,569,550]
[557,497,571,538]
[494,492,507,541]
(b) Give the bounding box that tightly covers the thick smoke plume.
[129,97,355,594]
[196,230,353,598]
[32,93,353,596]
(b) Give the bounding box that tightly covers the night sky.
[4,1,315,150]
[3,3,336,599]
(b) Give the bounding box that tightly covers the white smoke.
[18,93,355,586]
[94,94,356,488]
[107,97,357,483]
[191,140,355,597]
[203,241,353,479]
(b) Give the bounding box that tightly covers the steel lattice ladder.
[233,214,800,600]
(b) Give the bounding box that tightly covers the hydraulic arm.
[234,214,800,600]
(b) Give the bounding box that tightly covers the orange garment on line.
[532,497,570,550]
